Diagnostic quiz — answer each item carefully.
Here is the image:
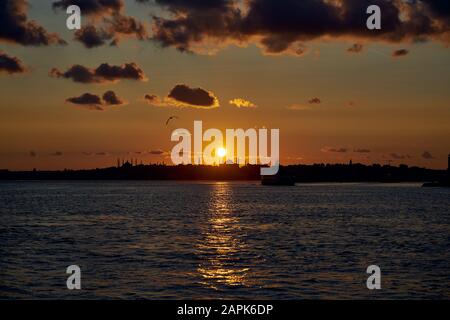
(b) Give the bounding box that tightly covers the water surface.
[0,181,449,299]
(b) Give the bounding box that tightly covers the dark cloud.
[53,1,147,48]
[52,0,123,16]
[74,14,148,48]
[392,49,409,57]
[421,151,434,159]
[51,65,96,83]
[420,0,450,19]
[144,85,219,108]
[167,84,219,108]
[66,91,126,110]
[144,94,158,102]
[354,149,371,153]
[106,13,147,40]
[103,90,125,105]
[95,62,147,82]
[0,52,26,74]
[149,0,450,55]
[308,97,321,104]
[151,0,242,53]
[143,94,166,107]
[149,149,166,155]
[66,93,104,110]
[322,147,348,153]
[29,150,37,157]
[0,0,65,46]
[347,43,364,53]
[74,25,111,48]
[136,0,230,13]
[50,62,147,83]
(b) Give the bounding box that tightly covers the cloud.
[144,85,219,109]
[29,150,37,157]
[51,151,63,156]
[66,91,126,110]
[321,147,348,153]
[347,43,364,53]
[287,97,322,110]
[102,90,126,105]
[0,0,65,46]
[286,104,311,111]
[390,153,412,159]
[52,1,148,47]
[354,148,371,153]
[392,49,409,58]
[229,98,257,108]
[74,14,148,48]
[166,84,219,108]
[0,52,26,74]
[149,149,166,155]
[149,0,450,56]
[106,13,148,41]
[168,84,218,107]
[144,94,159,102]
[74,25,111,48]
[139,0,231,12]
[66,93,104,110]
[50,62,147,83]
[308,97,321,104]
[421,151,434,159]
[52,0,123,16]
[143,93,167,107]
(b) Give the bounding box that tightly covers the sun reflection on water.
[196,182,249,289]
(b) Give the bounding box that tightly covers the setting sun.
[217,147,227,158]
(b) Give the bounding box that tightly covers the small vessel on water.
[261,174,296,186]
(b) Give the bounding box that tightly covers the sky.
[0,0,449,170]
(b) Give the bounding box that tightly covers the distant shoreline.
[0,163,447,183]
[0,180,433,184]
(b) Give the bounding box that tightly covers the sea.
[0,181,449,299]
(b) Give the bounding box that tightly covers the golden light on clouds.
[229,98,257,108]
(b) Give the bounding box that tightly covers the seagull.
[166,116,179,125]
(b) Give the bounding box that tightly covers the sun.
[217,147,227,158]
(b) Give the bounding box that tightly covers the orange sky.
[0,1,449,170]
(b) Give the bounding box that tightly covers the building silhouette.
[0,161,447,183]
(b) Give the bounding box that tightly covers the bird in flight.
[166,116,179,125]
